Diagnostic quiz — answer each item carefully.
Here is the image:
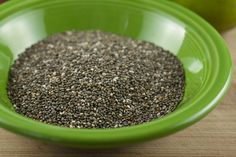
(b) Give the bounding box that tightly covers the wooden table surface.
[0,28,235,157]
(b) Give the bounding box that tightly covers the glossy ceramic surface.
[0,0,232,148]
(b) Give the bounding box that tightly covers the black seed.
[7,30,185,129]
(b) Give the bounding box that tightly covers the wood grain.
[0,28,236,157]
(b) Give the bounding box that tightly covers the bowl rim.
[0,0,232,147]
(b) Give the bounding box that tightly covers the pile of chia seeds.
[8,30,185,128]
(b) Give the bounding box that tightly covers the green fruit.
[170,0,236,32]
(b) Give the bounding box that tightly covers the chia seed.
[7,30,185,129]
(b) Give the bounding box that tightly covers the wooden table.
[0,28,235,157]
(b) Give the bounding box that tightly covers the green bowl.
[0,0,232,148]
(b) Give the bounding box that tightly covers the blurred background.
[170,0,236,32]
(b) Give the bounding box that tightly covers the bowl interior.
[0,0,231,148]
[0,1,207,110]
